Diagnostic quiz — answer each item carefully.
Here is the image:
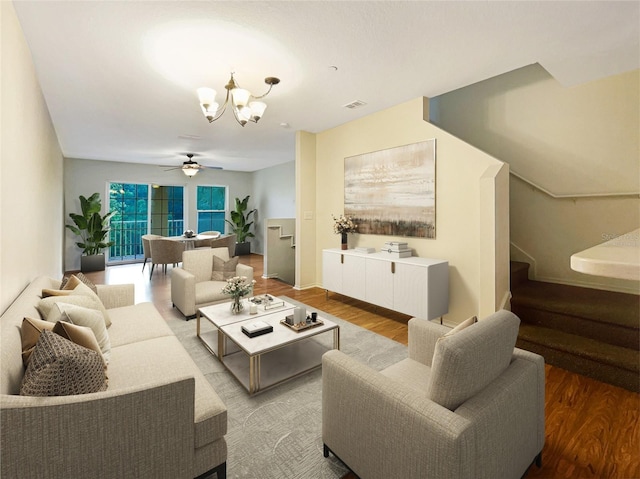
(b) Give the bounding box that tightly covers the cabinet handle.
[341,254,344,264]
[391,262,395,274]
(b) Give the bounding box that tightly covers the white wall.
[1,2,64,313]
[252,160,295,254]
[297,97,509,323]
[430,64,640,294]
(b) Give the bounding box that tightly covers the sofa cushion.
[21,317,55,365]
[20,330,108,396]
[48,303,111,364]
[108,336,227,448]
[107,302,176,348]
[195,281,229,305]
[211,256,239,281]
[427,310,520,411]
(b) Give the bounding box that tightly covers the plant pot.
[81,254,105,272]
[235,242,251,256]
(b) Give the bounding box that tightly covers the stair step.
[512,281,639,330]
[517,324,639,392]
[512,304,638,349]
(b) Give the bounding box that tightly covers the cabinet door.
[365,258,394,310]
[342,254,366,301]
[322,250,343,293]
[393,262,428,318]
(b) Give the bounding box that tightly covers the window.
[197,186,227,233]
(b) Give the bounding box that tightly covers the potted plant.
[66,192,115,272]
[225,195,256,256]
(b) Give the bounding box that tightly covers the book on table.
[241,321,274,338]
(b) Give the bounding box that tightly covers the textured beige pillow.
[49,303,111,364]
[60,273,97,293]
[21,317,55,365]
[444,315,478,337]
[211,256,239,281]
[38,282,111,328]
[20,330,108,396]
[52,321,104,365]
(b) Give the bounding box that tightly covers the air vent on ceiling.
[343,100,367,109]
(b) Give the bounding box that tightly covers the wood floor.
[84,254,640,479]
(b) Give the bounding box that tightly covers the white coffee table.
[197,300,340,395]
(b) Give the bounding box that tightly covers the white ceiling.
[13,1,640,172]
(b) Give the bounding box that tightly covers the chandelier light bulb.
[249,101,267,122]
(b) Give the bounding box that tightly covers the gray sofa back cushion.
[427,310,520,410]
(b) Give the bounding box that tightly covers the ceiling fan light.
[249,101,267,122]
[182,166,199,177]
[231,87,251,108]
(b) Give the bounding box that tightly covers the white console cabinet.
[322,249,449,320]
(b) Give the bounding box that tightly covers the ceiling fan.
[163,153,222,177]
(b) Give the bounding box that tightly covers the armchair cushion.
[211,256,239,281]
[427,310,519,410]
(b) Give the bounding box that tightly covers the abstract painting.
[344,139,436,238]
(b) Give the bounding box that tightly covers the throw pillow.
[21,317,55,365]
[443,315,478,337]
[60,273,97,293]
[41,289,74,298]
[48,303,111,364]
[211,256,239,281]
[20,330,108,396]
[37,282,112,328]
[52,321,104,365]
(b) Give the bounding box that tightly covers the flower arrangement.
[332,214,358,234]
[222,276,256,298]
[222,276,256,314]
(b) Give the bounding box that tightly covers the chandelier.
[197,72,280,127]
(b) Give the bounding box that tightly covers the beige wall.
[431,64,640,294]
[295,131,317,289]
[298,97,509,323]
[1,2,64,313]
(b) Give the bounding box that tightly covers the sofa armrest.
[408,317,450,366]
[1,377,196,479]
[95,283,135,309]
[171,267,196,317]
[322,350,474,479]
[236,263,254,279]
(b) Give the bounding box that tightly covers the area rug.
[164,296,408,479]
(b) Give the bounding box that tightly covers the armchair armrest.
[322,350,474,479]
[236,263,254,279]
[96,283,135,309]
[1,377,195,479]
[408,317,450,366]
[171,267,196,317]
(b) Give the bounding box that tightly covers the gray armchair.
[141,234,162,272]
[322,310,545,479]
[149,238,185,278]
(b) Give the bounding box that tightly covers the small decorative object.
[293,307,306,324]
[183,229,195,238]
[222,276,256,315]
[249,294,285,310]
[281,318,324,332]
[332,214,358,250]
[249,304,258,315]
[311,312,318,322]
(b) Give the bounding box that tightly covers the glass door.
[108,183,184,264]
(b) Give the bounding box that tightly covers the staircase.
[510,261,640,392]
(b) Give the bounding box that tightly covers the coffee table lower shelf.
[222,338,331,394]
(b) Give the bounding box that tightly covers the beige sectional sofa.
[0,276,227,479]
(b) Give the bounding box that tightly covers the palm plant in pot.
[66,192,115,272]
[225,195,256,256]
